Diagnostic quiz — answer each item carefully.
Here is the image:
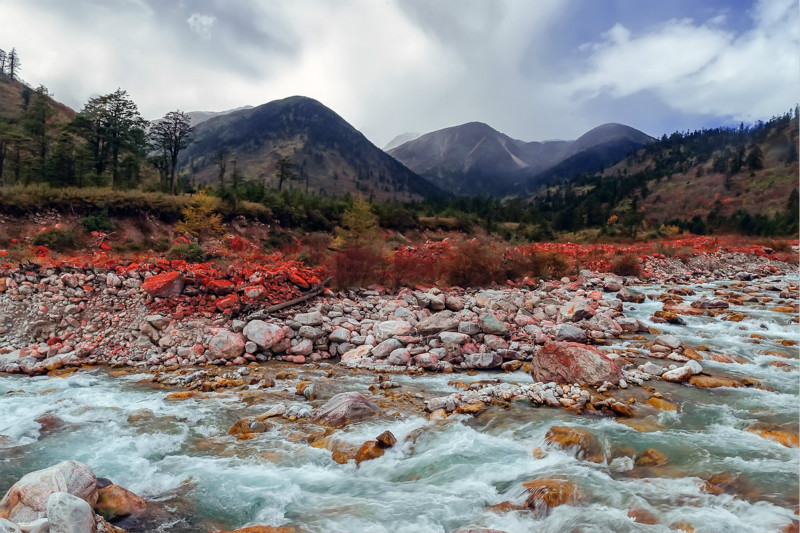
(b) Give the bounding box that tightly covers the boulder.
[414,353,439,370]
[530,342,623,387]
[207,331,245,360]
[416,311,461,335]
[387,348,411,366]
[94,484,146,520]
[374,321,414,343]
[371,339,401,359]
[478,313,508,336]
[45,492,93,533]
[242,321,285,350]
[312,392,382,427]
[341,345,372,365]
[0,461,97,524]
[141,272,184,298]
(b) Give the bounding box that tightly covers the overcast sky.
[2,0,797,147]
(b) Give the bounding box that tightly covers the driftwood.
[244,277,332,320]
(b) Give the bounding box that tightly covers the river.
[1,276,797,533]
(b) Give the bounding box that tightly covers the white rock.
[684,360,703,375]
[661,366,692,383]
[45,492,94,533]
[0,517,22,533]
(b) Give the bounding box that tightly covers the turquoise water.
[0,277,797,533]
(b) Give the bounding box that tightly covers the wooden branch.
[246,277,333,319]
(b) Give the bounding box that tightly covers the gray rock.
[374,320,414,343]
[457,321,481,336]
[684,360,703,375]
[0,518,22,533]
[439,331,471,345]
[207,330,245,360]
[642,362,664,376]
[463,352,502,369]
[617,286,645,303]
[298,326,324,340]
[145,314,170,330]
[416,311,460,335]
[46,492,93,533]
[242,320,285,349]
[661,366,692,382]
[555,324,587,343]
[478,313,508,336]
[311,392,382,427]
[653,335,682,351]
[387,348,411,366]
[558,299,595,322]
[294,311,324,326]
[328,327,351,343]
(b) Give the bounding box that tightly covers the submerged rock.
[544,426,603,463]
[95,485,146,521]
[523,478,580,517]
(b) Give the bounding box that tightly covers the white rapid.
[0,276,797,533]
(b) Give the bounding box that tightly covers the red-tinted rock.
[208,330,246,360]
[215,294,239,311]
[207,279,235,295]
[142,272,185,298]
[531,341,623,387]
[243,285,267,299]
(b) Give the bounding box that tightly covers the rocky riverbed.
[0,247,798,532]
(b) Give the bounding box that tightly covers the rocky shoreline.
[1,246,797,533]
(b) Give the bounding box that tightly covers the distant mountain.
[383,132,420,151]
[388,122,653,196]
[179,96,440,201]
[185,106,253,126]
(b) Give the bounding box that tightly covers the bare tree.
[148,110,193,194]
[215,148,229,189]
[275,156,297,191]
[0,49,6,74]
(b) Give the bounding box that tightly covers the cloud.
[187,13,217,39]
[562,0,799,124]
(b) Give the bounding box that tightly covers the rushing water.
[1,276,797,533]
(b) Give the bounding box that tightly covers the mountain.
[387,122,653,196]
[529,111,799,236]
[184,106,253,126]
[0,74,75,123]
[383,132,420,151]
[179,96,440,201]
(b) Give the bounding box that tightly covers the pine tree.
[7,48,19,80]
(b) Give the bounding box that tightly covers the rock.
[688,375,743,388]
[145,314,170,330]
[416,311,460,335]
[661,366,692,383]
[95,484,146,520]
[647,397,678,411]
[558,299,595,322]
[242,321,285,350]
[287,339,313,356]
[523,479,579,517]
[141,272,184,298]
[635,448,667,467]
[463,352,502,369]
[554,324,587,343]
[387,348,411,366]
[355,441,385,465]
[328,327,350,343]
[652,335,682,351]
[617,286,645,303]
[45,492,93,533]
[531,342,623,387]
[375,430,397,448]
[642,362,664,376]
[478,313,508,336]
[341,345,372,365]
[207,280,235,296]
[414,353,439,370]
[691,298,729,309]
[312,392,382,427]
[0,461,97,524]
[747,427,799,448]
[374,321,414,343]
[627,508,659,525]
[445,296,464,311]
[609,402,635,417]
[0,518,21,533]
[483,335,508,351]
[458,321,482,335]
[544,426,603,463]
[685,360,703,375]
[439,332,471,345]
[371,339,401,359]
[294,311,323,326]
[207,330,245,360]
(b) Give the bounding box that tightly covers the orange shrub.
[610,253,642,276]
[438,238,505,287]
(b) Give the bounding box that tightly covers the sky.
[1,0,797,147]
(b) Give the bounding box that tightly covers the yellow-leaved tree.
[175,189,225,241]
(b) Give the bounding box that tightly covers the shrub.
[32,227,81,252]
[439,238,505,287]
[166,243,206,263]
[331,244,387,289]
[81,211,115,233]
[610,253,642,276]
